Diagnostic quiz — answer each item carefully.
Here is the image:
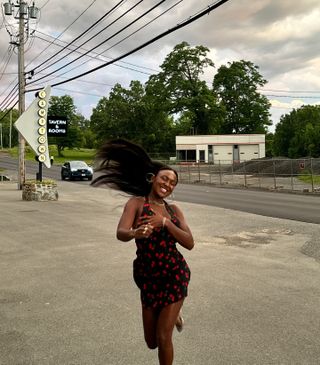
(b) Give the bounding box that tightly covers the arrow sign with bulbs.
[14,86,51,168]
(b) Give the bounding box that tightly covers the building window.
[177,150,196,161]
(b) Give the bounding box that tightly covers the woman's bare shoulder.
[167,202,183,215]
[126,196,145,207]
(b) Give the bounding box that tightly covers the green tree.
[213,60,272,133]
[90,81,175,154]
[265,132,274,157]
[48,95,83,156]
[146,41,223,135]
[273,105,320,157]
[0,109,19,148]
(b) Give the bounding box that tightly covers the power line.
[28,0,183,84]
[0,46,14,82]
[98,0,183,58]
[0,89,19,112]
[0,83,19,110]
[259,88,320,94]
[25,0,98,68]
[0,73,18,100]
[28,0,186,87]
[0,102,18,122]
[54,87,105,97]
[265,94,320,99]
[39,0,51,10]
[31,0,231,91]
[32,28,159,74]
[28,0,126,73]
[28,0,148,83]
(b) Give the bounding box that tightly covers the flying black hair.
[91,138,178,196]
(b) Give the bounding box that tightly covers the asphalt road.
[1,179,320,365]
[173,184,320,224]
[1,154,320,224]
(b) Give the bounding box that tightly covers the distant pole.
[9,109,12,149]
[3,0,39,189]
[0,123,3,149]
[18,4,26,189]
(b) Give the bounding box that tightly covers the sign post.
[14,86,51,183]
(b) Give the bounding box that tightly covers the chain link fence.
[165,158,320,194]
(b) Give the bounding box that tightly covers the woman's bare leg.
[142,305,159,349]
[156,299,184,365]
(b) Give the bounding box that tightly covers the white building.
[176,134,265,164]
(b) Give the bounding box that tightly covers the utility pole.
[18,4,26,189]
[3,1,39,189]
[9,109,12,149]
[0,123,3,149]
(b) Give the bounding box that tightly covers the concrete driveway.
[0,181,319,364]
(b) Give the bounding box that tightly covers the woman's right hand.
[133,223,154,239]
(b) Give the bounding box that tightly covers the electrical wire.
[264,94,320,99]
[25,0,98,68]
[28,0,147,82]
[0,102,18,122]
[54,87,105,97]
[25,0,230,92]
[28,0,182,84]
[40,0,51,10]
[32,28,159,73]
[28,0,126,73]
[259,88,320,94]
[0,46,14,82]
[0,90,19,111]
[0,83,19,110]
[0,76,18,100]
[98,0,183,58]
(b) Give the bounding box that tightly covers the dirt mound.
[231,158,320,176]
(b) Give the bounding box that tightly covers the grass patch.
[298,174,320,184]
[9,146,96,165]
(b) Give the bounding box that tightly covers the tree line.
[1,42,320,158]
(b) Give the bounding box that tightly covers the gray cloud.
[1,0,320,128]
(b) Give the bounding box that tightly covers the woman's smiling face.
[151,169,178,198]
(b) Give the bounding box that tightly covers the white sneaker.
[175,312,184,332]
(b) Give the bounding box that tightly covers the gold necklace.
[149,199,165,206]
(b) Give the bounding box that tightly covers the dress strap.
[164,201,175,218]
[144,196,150,206]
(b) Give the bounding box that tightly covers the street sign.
[47,116,67,137]
[14,86,51,168]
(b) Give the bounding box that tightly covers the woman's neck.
[148,194,164,206]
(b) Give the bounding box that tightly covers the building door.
[233,145,240,163]
[199,150,205,162]
[208,145,213,162]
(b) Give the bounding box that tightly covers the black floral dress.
[133,198,191,309]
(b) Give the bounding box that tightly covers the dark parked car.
[61,161,93,181]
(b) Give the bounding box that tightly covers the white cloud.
[1,0,320,130]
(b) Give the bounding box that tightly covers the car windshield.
[70,161,88,169]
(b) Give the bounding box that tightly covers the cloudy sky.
[1,0,320,132]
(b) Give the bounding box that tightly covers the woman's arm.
[116,198,138,242]
[165,204,194,250]
[116,197,153,241]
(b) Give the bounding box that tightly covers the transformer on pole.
[2,1,40,189]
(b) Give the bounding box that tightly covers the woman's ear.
[146,173,155,183]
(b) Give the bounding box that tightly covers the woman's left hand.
[138,212,164,229]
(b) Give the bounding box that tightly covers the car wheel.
[88,176,93,181]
